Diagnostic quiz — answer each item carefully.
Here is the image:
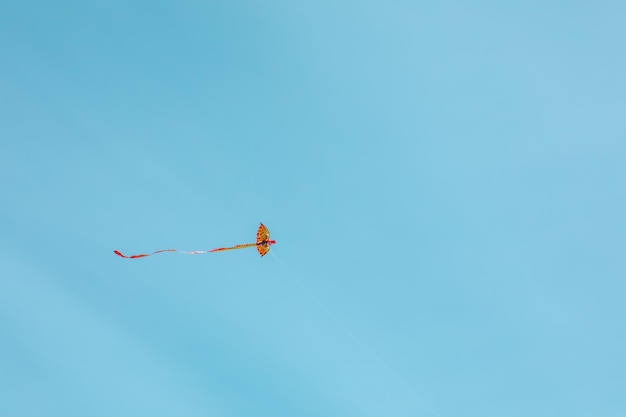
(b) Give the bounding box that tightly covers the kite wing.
[256,223,271,257]
[257,223,270,244]
[257,245,270,257]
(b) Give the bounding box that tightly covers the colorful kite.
[114,223,276,259]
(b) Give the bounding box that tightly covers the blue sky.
[1,1,625,416]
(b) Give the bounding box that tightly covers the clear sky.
[1,1,625,416]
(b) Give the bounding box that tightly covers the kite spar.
[114,223,276,259]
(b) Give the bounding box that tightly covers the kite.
[114,223,276,259]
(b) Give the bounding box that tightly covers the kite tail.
[114,243,258,259]
[208,243,257,253]
[114,249,177,259]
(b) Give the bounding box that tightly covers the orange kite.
[114,223,276,259]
